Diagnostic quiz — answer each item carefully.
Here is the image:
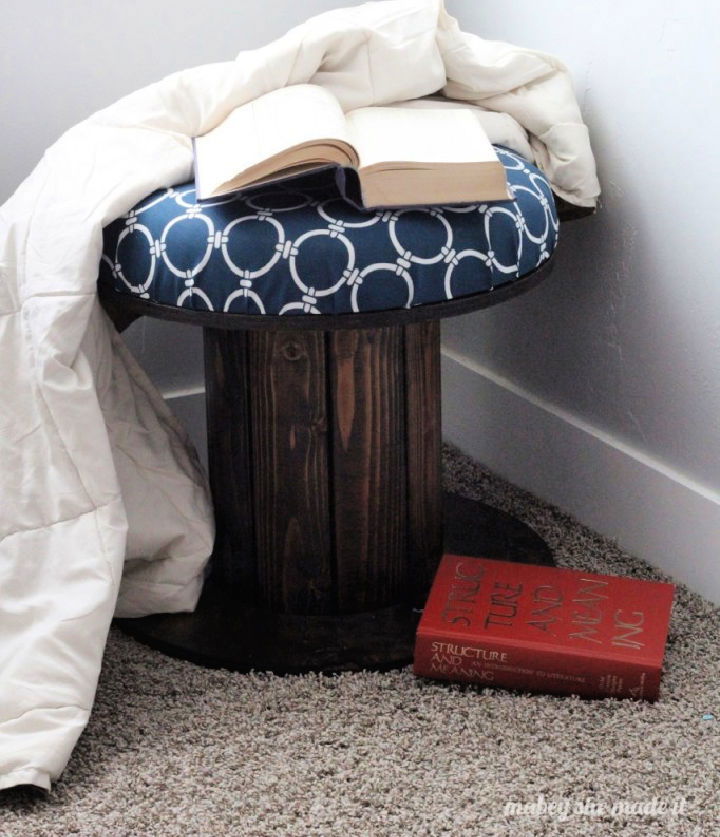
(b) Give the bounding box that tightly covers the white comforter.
[0,0,599,791]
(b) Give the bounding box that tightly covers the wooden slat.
[248,331,333,614]
[330,327,407,611]
[404,320,443,605]
[203,328,255,593]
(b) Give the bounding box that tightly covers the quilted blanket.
[0,0,599,791]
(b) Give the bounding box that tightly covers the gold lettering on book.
[484,582,523,629]
[440,560,485,627]
[528,584,563,632]
[430,642,508,662]
[611,609,645,650]
[568,578,609,644]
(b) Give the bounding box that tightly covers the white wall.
[3,0,718,600]
[0,0,349,446]
[442,0,720,601]
[1,0,347,203]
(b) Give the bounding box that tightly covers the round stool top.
[99,147,558,330]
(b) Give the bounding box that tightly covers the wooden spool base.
[101,258,565,675]
[113,491,553,674]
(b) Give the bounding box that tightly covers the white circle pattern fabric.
[100,147,558,316]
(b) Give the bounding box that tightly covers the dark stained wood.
[116,583,421,675]
[101,303,141,334]
[443,492,553,566]
[555,195,596,222]
[329,327,407,611]
[113,491,553,673]
[103,210,569,670]
[97,256,554,334]
[248,331,333,614]
[404,320,444,604]
[203,328,255,592]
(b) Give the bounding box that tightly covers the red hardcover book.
[414,555,675,701]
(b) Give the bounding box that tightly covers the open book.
[192,85,511,208]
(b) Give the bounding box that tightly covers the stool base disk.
[113,492,554,674]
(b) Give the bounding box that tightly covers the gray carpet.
[2,444,719,836]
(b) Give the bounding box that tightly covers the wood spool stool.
[102,254,562,674]
[99,140,591,673]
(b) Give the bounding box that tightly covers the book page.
[345,105,498,170]
[390,97,534,161]
[194,84,351,197]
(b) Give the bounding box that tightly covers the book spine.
[413,633,660,701]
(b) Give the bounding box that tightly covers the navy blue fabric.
[100,147,558,316]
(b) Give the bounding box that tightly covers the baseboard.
[164,360,720,605]
[441,347,720,605]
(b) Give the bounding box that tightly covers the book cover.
[413,555,675,701]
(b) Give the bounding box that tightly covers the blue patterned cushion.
[100,147,557,316]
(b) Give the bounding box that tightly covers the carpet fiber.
[2,445,719,836]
